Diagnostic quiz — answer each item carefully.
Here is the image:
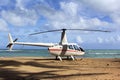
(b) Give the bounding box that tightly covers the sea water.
[0,49,120,58]
[83,49,120,58]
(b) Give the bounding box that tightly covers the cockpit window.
[73,45,80,51]
[68,45,74,50]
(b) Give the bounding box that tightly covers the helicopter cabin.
[49,43,84,53]
[48,43,85,56]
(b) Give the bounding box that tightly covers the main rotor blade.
[29,29,62,35]
[67,29,111,32]
[29,28,110,35]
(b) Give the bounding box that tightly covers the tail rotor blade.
[6,44,12,48]
[13,38,18,42]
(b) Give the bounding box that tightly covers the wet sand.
[0,57,120,80]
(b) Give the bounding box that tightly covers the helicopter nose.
[78,51,85,55]
[82,51,85,55]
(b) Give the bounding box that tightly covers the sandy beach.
[0,57,120,80]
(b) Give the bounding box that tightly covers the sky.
[0,0,120,49]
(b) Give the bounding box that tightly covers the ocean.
[0,49,120,58]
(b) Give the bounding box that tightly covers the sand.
[0,57,120,80]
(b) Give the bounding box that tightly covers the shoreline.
[0,57,120,80]
[0,56,120,59]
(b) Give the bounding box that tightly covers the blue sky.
[0,0,120,49]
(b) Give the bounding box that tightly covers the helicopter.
[7,29,110,61]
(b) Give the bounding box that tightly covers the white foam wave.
[88,53,120,55]
[0,50,22,52]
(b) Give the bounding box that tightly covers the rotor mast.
[59,29,68,45]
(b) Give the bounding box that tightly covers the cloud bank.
[0,0,120,49]
[0,0,115,29]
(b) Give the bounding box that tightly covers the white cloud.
[0,0,40,27]
[116,35,120,41]
[37,1,110,30]
[1,9,38,26]
[80,0,120,27]
[16,0,25,10]
[0,19,8,31]
[110,13,120,24]
[60,2,78,16]
[81,0,120,13]
[104,36,117,43]
[97,35,120,44]
[0,0,112,29]
[97,37,103,43]
[0,0,120,49]
[76,36,84,43]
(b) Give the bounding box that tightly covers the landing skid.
[55,56,62,61]
[55,56,75,61]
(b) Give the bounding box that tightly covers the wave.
[88,52,120,55]
[0,50,23,52]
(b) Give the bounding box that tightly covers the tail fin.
[7,33,14,51]
[8,33,13,43]
[7,33,18,51]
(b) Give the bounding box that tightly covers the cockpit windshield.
[79,47,84,52]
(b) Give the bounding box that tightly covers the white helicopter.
[7,29,109,61]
